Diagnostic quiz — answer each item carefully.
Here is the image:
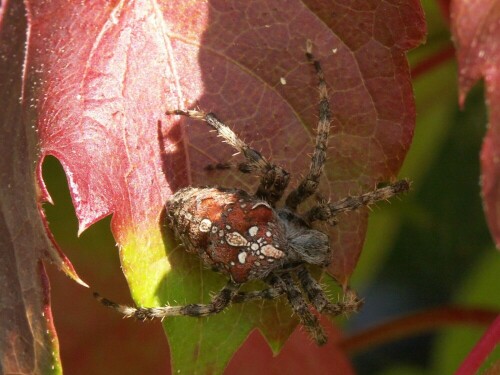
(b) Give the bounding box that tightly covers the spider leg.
[204,161,255,176]
[285,40,332,210]
[231,286,284,304]
[305,179,410,224]
[296,265,363,315]
[204,162,233,172]
[166,109,290,205]
[94,280,240,319]
[230,272,286,303]
[273,272,328,345]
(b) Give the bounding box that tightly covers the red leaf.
[30,1,185,237]
[18,0,424,372]
[227,317,355,375]
[165,0,425,284]
[451,0,500,249]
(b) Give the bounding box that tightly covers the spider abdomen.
[165,187,288,283]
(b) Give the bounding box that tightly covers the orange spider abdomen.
[165,187,288,283]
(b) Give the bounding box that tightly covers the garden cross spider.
[94,40,410,345]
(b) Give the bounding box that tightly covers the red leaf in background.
[451,0,500,249]
[6,0,425,372]
[227,317,355,375]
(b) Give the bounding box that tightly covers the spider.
[94,40,410,345]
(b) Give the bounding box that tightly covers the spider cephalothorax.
[95,41,410,345]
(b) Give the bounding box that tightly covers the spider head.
[278,208,331,267]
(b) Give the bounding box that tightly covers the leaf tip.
[57,256,89,287]
[77,219,92,237]
[73,275,90,288]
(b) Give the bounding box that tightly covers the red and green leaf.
[2,0,425,373]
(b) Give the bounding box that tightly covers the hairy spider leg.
[228,273,284,303]
[94,280,240,319]
[305,179,410,224]
[231,284,284,304]
[231,266,362,316]
[166,109,290,206]
[276,272,328,345]
[296,265,362,315]
[285,40,332,210]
